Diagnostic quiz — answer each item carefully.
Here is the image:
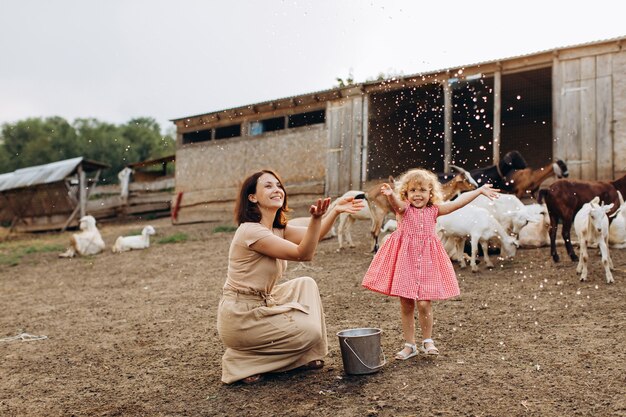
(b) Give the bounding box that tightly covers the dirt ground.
[1,215,625,417]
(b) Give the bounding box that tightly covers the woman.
[216,169,364,384]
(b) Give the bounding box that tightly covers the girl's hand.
[381,183,393,196]
[309,197,331,218]
[333,196,366,214]
[479,183,500,200]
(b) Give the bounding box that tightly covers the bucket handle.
[342,338,386,370]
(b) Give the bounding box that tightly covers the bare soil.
[1,216,625,417]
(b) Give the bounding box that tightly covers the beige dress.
[216,222,328,384]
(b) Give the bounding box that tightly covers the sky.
[1,0,624,134]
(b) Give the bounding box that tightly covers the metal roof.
[170,35,626,123]
[0,157,109,192]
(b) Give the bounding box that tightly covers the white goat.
[381,219,398,233]
[573,197,614,283]
[291,190,371,249]
[517,203,551,248]
[112,225,156,253]
[333,191,371,249]
[437,205,519,273]
[470,194,543,237]
[609,191,626,248]
[59,215,106,258]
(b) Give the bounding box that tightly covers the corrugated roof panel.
[0,157,83,192]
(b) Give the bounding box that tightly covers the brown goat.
[537,175,626,262]
[366,172,477,252]
[505,159,569,198]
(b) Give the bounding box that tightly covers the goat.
[59,215,106,258]
[289,190,369,247]
[504,159,569,198]
[437,205,519,272]
[517,203,551,248]
[537,175,626,262]
[609,191,626,248]
[439,150,528,190]
[367,166,477,252]
[112,225,156,253]
[573,197,614,283]
[469,194,543,237]
[381,219,398,233]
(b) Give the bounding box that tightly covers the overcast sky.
[1,0,624,134]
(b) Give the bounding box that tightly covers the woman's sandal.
[419,338,439,356]
[395,342,418,360]
[242,374,263,384]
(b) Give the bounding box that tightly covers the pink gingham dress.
[362,203,460,300]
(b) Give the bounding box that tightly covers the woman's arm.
[438,184,500,216]
[285,196,366,243]
[252,198,331,261]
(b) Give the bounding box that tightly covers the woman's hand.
[333,196,366,214]
[478,183,501,200]
[309,197,331,218]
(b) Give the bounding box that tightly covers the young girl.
[362,168,499,360]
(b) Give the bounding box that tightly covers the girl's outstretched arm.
[381,183,406,214]
[438,184,500,216]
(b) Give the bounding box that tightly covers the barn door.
[554,56,613,180]
[325,96,366,196]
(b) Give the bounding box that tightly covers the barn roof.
[0,157,109,192]
[170,35,626,124]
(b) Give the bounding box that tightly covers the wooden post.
[78,165,86,218]
[493,70,502,165]
[360,94,369,186]
[443,80,452,172]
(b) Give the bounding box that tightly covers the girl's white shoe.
[419,338,440,356]
[395,342,418,360]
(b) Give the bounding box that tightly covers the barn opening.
[499,67,553,168]
[366,66,552,181]
[367,83,445,180]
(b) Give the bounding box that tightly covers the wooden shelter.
[171,36,626,224]
[88,155,175,219]
[0,157,109,232]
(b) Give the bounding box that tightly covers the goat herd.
[328,151,626,284]
[56,150,626,285]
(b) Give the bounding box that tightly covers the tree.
[0,117,79,172]
[0,116,176,183]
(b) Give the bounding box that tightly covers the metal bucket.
[336,328,386,375]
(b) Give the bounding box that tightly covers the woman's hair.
[234,169,289,228]
[395,168,443,205]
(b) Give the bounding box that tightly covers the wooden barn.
[171,36,626,224]
[0,157,109,232]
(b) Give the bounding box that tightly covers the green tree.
[0,117,79,172]
[0,116,175,183]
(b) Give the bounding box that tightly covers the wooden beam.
[443,80,452,172]
[78,165,86,218]
[493,70,502,165]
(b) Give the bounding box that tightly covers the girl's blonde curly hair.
[395,168,443,205]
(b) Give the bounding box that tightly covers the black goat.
[439,150,528,189]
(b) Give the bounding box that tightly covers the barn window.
[215,124,241,140]
[249,117,286,136]
[182,129,212,144]
[288,110,325,128]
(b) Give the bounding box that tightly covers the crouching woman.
[217,169,363,384]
